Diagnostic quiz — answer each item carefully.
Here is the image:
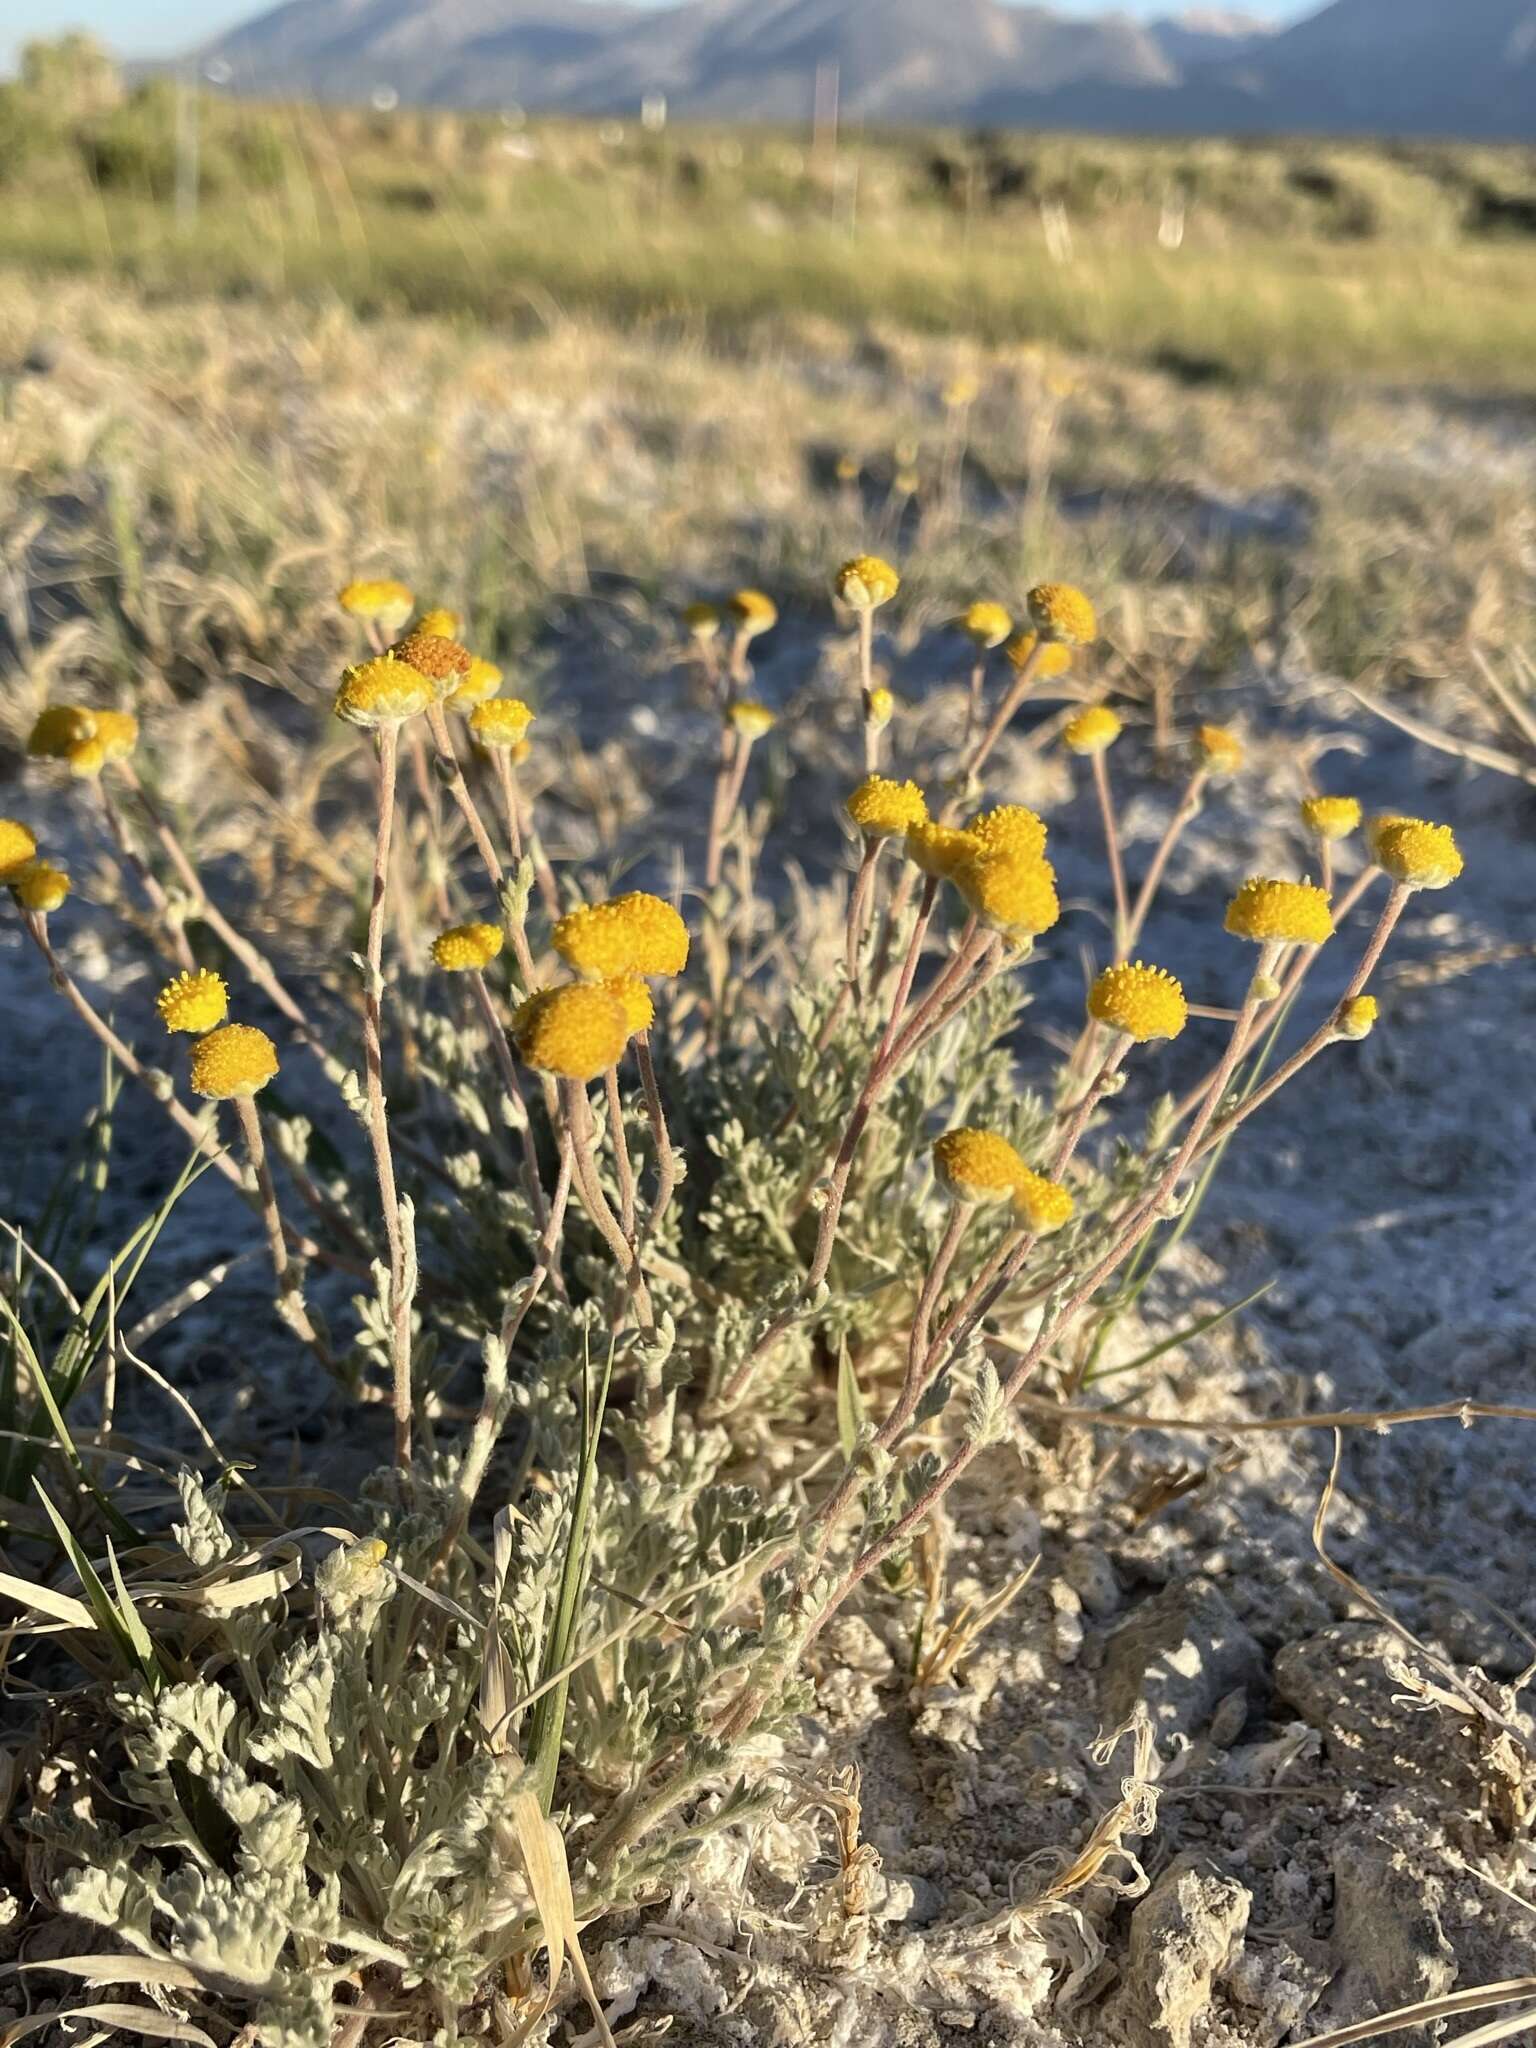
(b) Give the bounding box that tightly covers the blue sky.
[2,0,1306,77]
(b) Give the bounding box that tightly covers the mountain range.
[199,0,1536,141]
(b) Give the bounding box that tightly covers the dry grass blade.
[1344,685,1536,787]
[1291,1980,1536,2048]
[508,1783,616,2048]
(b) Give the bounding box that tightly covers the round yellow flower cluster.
[605,974,655,1037]
[334,653,436,730]
[727,589,778,639]
[1369,816,1463,891]
[0,818,37,880]
[1225,878,1335,946]
[866,686,896,731]
[513,984,630,1082]
[1301,795,1362,842]
[905,821,979,881]
[1338,995,1378,1041]
[338,579,413,632]
[430,922,505,973]
[451,656,503,709]
[553,892,690,980]
[413,606,461,639]
[1088,962,1188,1044]
[846,776,928,841]
[836,556,901,611]
[391,631,472,693]
[1064,706,1122,756]
[1196,725,1244,777]
[28,704,138,779]
[156,968,230,1035]
[1015,1166,1076,1235]
[967,804,1048,862]
[1004,630,1074,680]
[960,601,1012,649]
[469,698,535,751]
[729,699,778,740]
[955,846,1060,943]
[933,1127,1026,1204]
[12,861,71,913]
[1027,582,1097,647]
[190,1022,280,1101]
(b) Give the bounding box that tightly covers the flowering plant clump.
[430,921,505,972]
[156,968,230,1034]
[846,774,928,839]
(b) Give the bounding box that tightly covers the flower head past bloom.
[956,849,1060,943]
[189,1023,279,1100]
[1301,795,1362,843]
[1004,630,1073,680]
[450,657,503,708]
[413,607,461,639]
[933,1128,1027,1205]
[513,984,629,1081]
[334,654,435,730]
[846,775,927,841]
[12,861,71,914]
[1027,582,1096,647]
[906,821,980,881]
[468,698,535,751]
[1014,1167,1075,1235]
[339,579,414,633]
[1338,995,1378,1041]
[967,804,1048,862]
[728,699,777,741]
[391,631,472,699]
[683,601,720,643]
[553,893,689,980]
[1088,961,1187,1043]
[836,555,900,612]
[1064,706,1122,756]
[0,819,37,880]
[156,968,230,1035]
[1196,725,1243,778]
[1225,878,1334,947]
[960,601,1012,649]
[727,589,778,640]
[1370,816,1463,891]
[431,922,505,972]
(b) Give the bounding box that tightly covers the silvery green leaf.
[965,1360,1009,1447]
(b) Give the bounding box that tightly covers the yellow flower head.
[468,697,535,751]
[728,698,778,741]
[967,804,1048,862]
[956,849,1061,943]
[65,737,108,779]
[960,601,1012,649]
[12,860,71,914]
[1064,706,1123,756]
[1370,816,1463,891]
[553,892,690,980]
[413,607,461,639]
[866,685,896,731]
[846,775,928,840]
[1014,1166,1075,1235]
[450,656,503,708]
[1301,795,1362,843]
[1004,630,1074,681]
[431,921,505,972]
[513,983,629,1080]
[1364,813,1408,864]
[0,818,37,879]
[156,968,230,1035]
[835,453,861,483]
[727,589,778,639]
[1088,961,1188,1044]
[1028,582,1097,647]
[1196,724,1243,777]
[189,1022,279,1101]
[905,821,980,881]
[605,974,655,1037]
[1225,878,1335,946]
[391,630,472,698]
[683,601,721,642]
[933,1127,1027,1205]
[943,372,980,409]
[836,555,900,611]
[27,705,95,759]
[339,579,414,632]
[1338,995,1378,1041]
[334,654,436,730]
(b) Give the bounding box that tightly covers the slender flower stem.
[361,725,414,1470]
[873,874,939,1065]
[844,841,882,1003]
[231,1097,328,1359]
[1124,767,1207,955]
[468,970,551,1243]
[857,610,879,774]
[494,750,560,921]
[882,1201,972,1447]
[405,723,454,925]
[1091,751,1130,960]
[604,1065,638,1243]
[704,723,740,892]
[948,644,1045,809]
[94,776,197,972]
[634,1030,679,1244]
[426,704,505,896]
[962,658,986,750]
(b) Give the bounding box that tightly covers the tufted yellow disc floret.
[553,892,690,981]
[1370,816,1463,891]
[846,775,928,840]
[956,849,1060,943]
[960,601,1012,649]
[1064,706,1123,756]
[468,698,535,751]
[431,921,505,973]
[513,983,629,1081]
[836,555,901,611]
[605,974,655,1037]
[450,657,503,708]
[1196,725,1243,777]
[1028,582,1097,647]
[906,821,980,881]
[156,968,230,1035]
[391,631,472,698]
[1225,878,1335,946]
[12,861,71,913]
[413,607,461,639]
[189,1022,279,1100]
[1004,630,1074,680]
[334,654,435,730]
[1014,1166,1075,1235]
[1088,961,1188,1043]
[728,699,778,740]
[683,601,721,642]
[933,1128,1027,1205]
[28,705,95,759]
[0,819,37,879]
[1338,995,1378,1041]
[727,589,778,639]
[967,804,1048,862]
[1301,795,1362,843]
[339,579,414,631]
